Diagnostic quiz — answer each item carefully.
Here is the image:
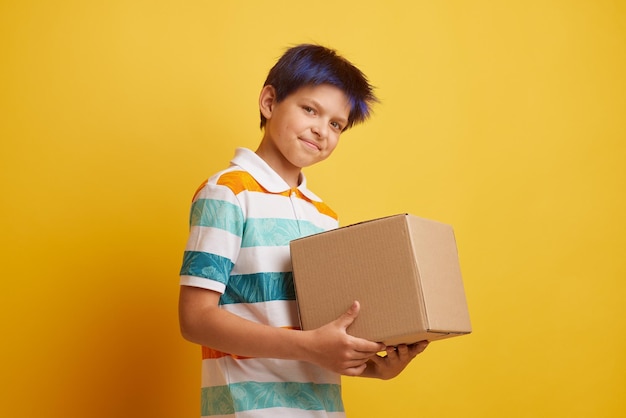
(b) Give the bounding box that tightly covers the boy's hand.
[361,341,429,380]
[306,301,386,376]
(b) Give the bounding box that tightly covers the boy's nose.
[312,121,328,138]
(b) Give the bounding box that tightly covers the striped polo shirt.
[180,148,344,418]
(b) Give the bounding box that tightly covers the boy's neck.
[255,142,301,189]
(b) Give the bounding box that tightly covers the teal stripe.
[241,218,324,247]
[190,199,243,236]
[219,272,294,305]
[201,382,343,415]
[201,385,235,416]
[180,251,234,284]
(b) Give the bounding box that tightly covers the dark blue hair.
[260,44,378,130]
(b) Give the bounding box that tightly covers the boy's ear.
[259,85,277,120]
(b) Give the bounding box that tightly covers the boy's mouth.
[299,138,321,151]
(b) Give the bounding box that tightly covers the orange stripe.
[215,170,337,219]
[309,199,338,220]
[202,346,250,360]
[191,179,208,201]
[201,326,301,360]
[292,189,338,220]
[217,171,269,195]
[194,172,336,221]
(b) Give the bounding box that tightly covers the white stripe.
[179,276,226,293]
[203,407,345,418]
[232,246,291,275]
[195,178,239,203]
[234,409,346,418]
[185,225,241,260]
[239,190,337,231]
[297,201,338,230]
[240,191,298,219]
[201,357,341,386]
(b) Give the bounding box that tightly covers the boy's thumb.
[336,300,360,330]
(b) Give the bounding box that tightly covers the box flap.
[407,215,472,333]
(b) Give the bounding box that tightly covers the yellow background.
[1,1,625,417]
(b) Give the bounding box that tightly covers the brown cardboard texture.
[290,214,471,346]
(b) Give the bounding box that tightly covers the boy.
[179,44,428,417]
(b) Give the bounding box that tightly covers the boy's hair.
[260,44,378,130]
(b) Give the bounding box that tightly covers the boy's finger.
[409,341,429,356]
[354,339,386,354]
[335,300,360,330]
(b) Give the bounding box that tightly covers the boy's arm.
[178,285,386,376]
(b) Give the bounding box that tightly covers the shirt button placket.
[289,189,302,236]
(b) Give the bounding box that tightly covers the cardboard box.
[290,214,471,346]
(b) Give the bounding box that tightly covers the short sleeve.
[179,180,244,293]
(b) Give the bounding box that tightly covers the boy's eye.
[330,121,343,130]
[303,106,314,114]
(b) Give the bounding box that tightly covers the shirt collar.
[230,148,323,202]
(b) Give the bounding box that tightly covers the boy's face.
[258,83,350,181]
